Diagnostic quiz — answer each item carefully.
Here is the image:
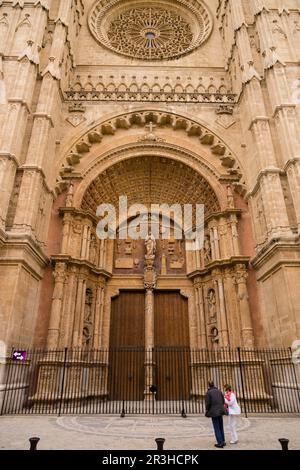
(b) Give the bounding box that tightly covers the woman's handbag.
[224,404,229,415]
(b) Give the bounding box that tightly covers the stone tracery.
[88,0,213,61]
[107,7,193,60]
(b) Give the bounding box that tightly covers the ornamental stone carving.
[145,234,156,258]
[81,156,220,218]
[88,0,213,61]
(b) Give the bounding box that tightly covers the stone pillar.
[47,262,67,348]
[286,160,300,230]
[61,215,72,254]
[209,227,216,260]
[145,289,155,350]
[0,41,39,229]
[72,275,86,347]
[213,269,229,348]
[99,239,105,268]
[195,284,207,348]
[93,285,105,349]
[144,288,155,400]
[0,155,17,229]
[11,1,74,238]
[143,238,157,399]
[80,224,88,259]
[223,268,242,347]
[234,264,255,348]
[230,214,240,256]
[213,226,220,260]
[59,266,77,347]
[86,225,91,261]
[226,0,292,244]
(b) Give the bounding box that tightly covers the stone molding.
[57,110,242,195]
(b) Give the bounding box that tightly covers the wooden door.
[109,291,145,400]
[154,291,190,400]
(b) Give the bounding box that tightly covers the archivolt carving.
[81,155,220,216]
[88,0,213,61]
[57,110,240,194]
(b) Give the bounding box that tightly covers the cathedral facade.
[0,0,300,353]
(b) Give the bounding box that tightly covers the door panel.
[154,291,189,347]
[110,291,145,348]
[154,291,190,400]
[109,291,145,400]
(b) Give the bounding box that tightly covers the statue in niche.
[207,289,217,322]
[203,235,212,263]
[256,196,267,240]
[66,182,74,207]
[145,233,156,258]
[210,326,219,346]
[82,288,93,348]
[125,239,133,255]
[72,220,83,257]
[227,185,235,209]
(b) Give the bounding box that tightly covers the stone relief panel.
[112,219,186,276]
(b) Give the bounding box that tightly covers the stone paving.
[0,415,300,450]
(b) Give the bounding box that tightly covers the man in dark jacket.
[205,381,226,448]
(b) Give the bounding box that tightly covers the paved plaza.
[0,415,300,450]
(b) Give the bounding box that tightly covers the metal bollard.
[120,400,125,418]
[279,438,289,451]
[155,438,165,451]
[29,437,40,451]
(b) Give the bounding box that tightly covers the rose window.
[88,0,213,61]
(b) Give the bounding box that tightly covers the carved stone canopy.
[88,0,213,61]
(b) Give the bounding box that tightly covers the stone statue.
[207,289,217,321]
[227,185,235,209]
[210,326,219,346]
[203,235,212,263]
[66,182,74,207]
[145,233,156,257]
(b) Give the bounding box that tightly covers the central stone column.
[143,235,157,400]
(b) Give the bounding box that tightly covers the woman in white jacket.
[224,384,241,444]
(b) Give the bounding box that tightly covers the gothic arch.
[56,109,243,197]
